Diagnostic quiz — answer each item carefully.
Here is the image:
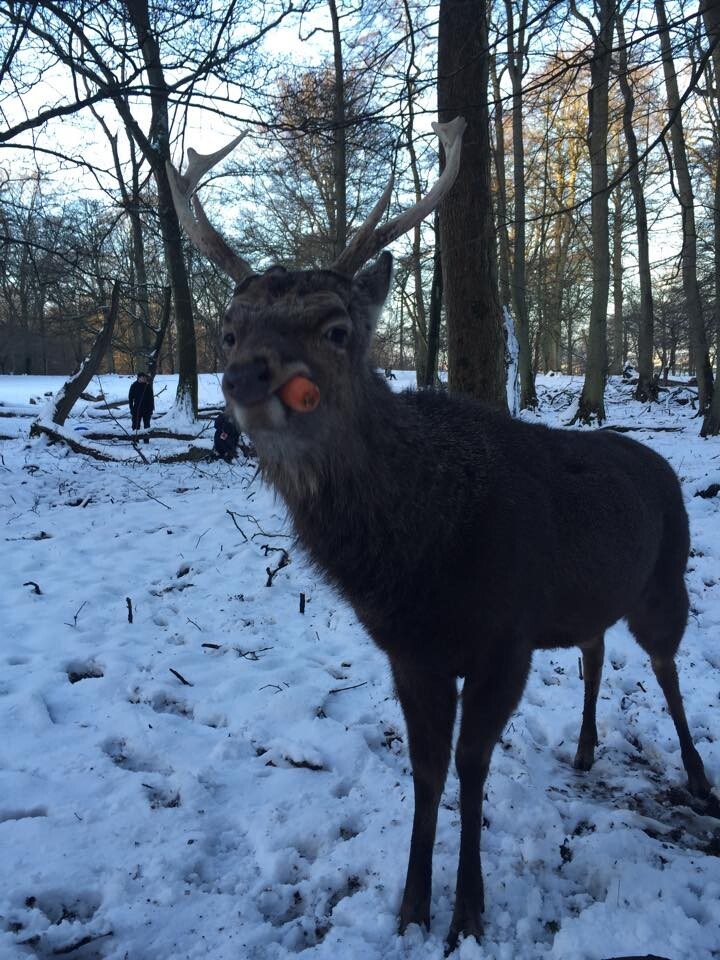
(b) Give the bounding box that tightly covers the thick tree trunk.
[576,0,615,424]
[656,0,713,412]
[438,0,506,408]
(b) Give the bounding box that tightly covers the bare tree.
[438,0,506,408]
[617,12,658,402]
[656,0,713,412]
[573,0,615,424]
[505,0,537,408]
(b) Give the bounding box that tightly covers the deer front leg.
[391,662,457,934]
[573,636,604,771]
[448,655,530,950]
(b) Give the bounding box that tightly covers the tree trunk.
[438,0,506,409]
[609,185,624,375]
[617,14,658,403]
[656,0,713,411]
[423,212,443,387]
[328,0,347,259]
[124,0,198,415]
[402,6,430,384]
[701,0,720,434]
[148,287,172,380]
[505,0,537,408]
[490,54,511,309]
[576,0,615,424]
[50,281,120,427]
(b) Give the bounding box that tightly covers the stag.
[167,120,713,948]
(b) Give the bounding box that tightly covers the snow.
[0,372,719,960]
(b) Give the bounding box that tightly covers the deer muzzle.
[223,358,272,407]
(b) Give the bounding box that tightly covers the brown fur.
[221,253,712,947]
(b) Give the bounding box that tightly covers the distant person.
[129,372,154,443]
[213,413,240,462]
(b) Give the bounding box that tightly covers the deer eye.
[324,325,349,348]
[223,332,236,347]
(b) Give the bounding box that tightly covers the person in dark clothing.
[129,372,154,442]
[213,412,240,462]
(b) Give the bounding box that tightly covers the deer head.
[166,118,466,485]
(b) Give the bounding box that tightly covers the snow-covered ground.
[1,372,718,960]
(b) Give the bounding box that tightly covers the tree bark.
[438,0,506,409]
[50,280,120,426]
[124,0,198,415]
[701,0,720,434]
[617,14,658,403]
[490,54,511,309]
[505,0,537,408]
[609,185,624,375]
[423,212,443,388]
[402,0,430,384]
[575,0,615,424]
[328,0,347,260]
[656,0,713,412]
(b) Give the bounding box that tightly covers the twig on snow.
[169,667,193,686]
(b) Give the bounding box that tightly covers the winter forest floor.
[0,372,719,960]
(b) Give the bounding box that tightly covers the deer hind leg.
[391,662,457,934]
[447,653,530,951]
[573,635,605,771]
[650,655,711,798]
[628,580,711,799]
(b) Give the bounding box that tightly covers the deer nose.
[223,358,272,406]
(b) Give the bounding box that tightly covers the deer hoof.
[445,913,483,955]
[398,900,430,936]
[573,742,596,771]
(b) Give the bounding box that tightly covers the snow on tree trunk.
[504,307,520,418]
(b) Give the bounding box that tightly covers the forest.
[2,4,720,960]
[1,0,720,431]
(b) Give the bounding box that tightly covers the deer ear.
[349,252,393,353]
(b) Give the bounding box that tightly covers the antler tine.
[331,116,467,278]
[166,132,255,285]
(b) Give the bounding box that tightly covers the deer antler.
[166,133,255,285]
[331,116,467,277]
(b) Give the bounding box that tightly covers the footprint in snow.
[5,890,110,959]
[142,782,181,810]
[66,660,104,683]
[102,737,173,776]
[150,691,194,719]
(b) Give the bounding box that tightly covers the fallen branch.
[602,425,683,434]
[29,422,214,465]
[82,429,208,442]
[30,422,117,461]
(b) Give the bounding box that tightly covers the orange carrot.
[278,376,320,412]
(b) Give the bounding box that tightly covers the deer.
[167,118,713,949]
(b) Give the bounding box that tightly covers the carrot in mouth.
[278,376,320,412]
